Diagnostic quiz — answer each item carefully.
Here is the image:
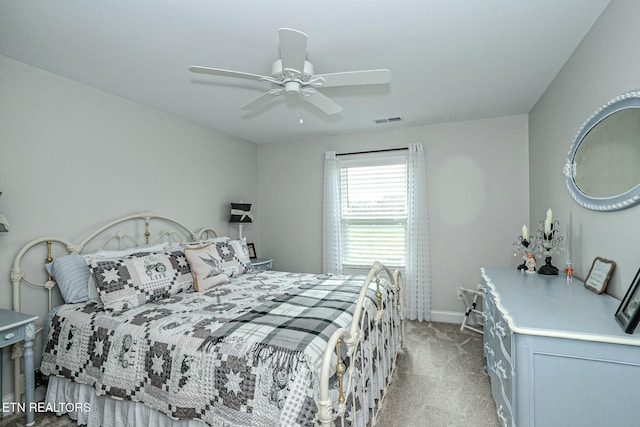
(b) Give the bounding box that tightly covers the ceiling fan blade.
[189,66,269,82]
[312,69,391,88]
[278,28,307,75]
[240,89,283,111]
[301,88,342,115]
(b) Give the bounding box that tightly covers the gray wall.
[529,0,639,299]
[0,55,260,283]
[0,55,258,399]
[257,114,529,318]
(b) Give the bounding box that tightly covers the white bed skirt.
[45,376,206,427]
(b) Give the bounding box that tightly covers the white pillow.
[184,244,230,291]
[90,241,170,258]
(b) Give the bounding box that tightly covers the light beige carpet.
[376,321,499,427]
[1,321,498,427]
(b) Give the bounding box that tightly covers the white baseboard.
[429,310,465,324]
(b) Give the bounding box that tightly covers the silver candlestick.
[534,219,563,275]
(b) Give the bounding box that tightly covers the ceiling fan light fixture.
[284,81,301,94]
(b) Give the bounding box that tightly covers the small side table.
[251,258,273,271]
[0,309,38,426]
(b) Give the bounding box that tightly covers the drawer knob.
[5,332,15,340]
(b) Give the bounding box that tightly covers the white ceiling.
[0,0,611,144]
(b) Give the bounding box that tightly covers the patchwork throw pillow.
[86,249,193,311]
[229,239,253,273]
[184,244,230,291]
[206,239,253,277]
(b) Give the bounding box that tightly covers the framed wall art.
[247,242,257,259]
[584,257,616,294]
[615,267,640,334]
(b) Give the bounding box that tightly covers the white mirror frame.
[564,90,640,211]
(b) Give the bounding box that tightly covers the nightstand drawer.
[251,258,273,271]
[1,324,26,347]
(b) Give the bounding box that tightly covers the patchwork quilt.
[41,270,397,426]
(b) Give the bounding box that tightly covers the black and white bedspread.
[41,270,395,426]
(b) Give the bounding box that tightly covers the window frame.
[338,151,408,274]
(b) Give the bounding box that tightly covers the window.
[339,154,407,273]
[324,143,430,320]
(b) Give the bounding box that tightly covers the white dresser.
[482,267,640,427]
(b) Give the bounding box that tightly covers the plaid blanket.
[41,271,394,426]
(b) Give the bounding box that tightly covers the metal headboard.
[9,211,218,401]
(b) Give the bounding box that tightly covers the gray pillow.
[45,254,91,303]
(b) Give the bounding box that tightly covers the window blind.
[340,160,407,272]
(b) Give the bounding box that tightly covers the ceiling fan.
[189,28,391,115]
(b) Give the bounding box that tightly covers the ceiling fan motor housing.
[271,59,314,83]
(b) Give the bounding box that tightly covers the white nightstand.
[251,258,273,271]
[0,309,38,426]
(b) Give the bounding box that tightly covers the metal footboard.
[318,262,404,426]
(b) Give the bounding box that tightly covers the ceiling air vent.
[374,116,403,124]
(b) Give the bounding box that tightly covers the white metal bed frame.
[11,211,405,426]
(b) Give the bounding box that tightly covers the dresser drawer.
[490,357,515,427]
[1,324,26,347]
[496,397,514,427]
[492,352,514,406]
[482,285,496,370]
[494,317,513,360]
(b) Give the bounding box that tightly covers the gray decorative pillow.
[86,249,193,311]
[208,239,253,277]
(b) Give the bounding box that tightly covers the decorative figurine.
[525,252,537,273]
[513,225,535,272]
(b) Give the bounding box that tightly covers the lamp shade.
[229,203,253,223]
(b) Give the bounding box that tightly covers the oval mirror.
[565,90,640,211]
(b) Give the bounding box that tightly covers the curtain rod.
[336,147,408,157]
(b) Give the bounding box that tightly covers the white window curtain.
[323,151,342,274]
[406,142,431,321]
[322,144,431,321]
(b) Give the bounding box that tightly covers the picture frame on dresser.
[584,256,616,294]
[615,267,640,334]
[247,242,257,259]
